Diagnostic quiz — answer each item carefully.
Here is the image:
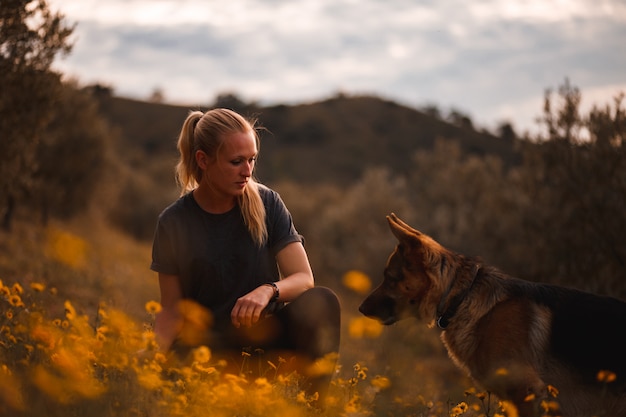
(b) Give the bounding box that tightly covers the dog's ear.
[387,213,423,243]
[387,213,444,267]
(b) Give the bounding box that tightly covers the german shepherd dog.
[359,214,626,417]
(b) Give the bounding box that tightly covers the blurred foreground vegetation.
[0,220,555,417]
[2,1,626,416]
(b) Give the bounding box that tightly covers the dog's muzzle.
[359,294,398,325]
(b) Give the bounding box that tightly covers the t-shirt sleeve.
[264,188,304,256]
[150,211,179,275]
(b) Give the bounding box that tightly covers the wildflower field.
[1,217,547,417]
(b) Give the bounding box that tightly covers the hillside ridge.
[94,92,519,185]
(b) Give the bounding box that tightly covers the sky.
[47,0,626,134]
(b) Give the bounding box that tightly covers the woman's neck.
[192,185,236,214]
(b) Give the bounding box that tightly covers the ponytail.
[175,111,204,195]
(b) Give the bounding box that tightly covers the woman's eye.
[231,157,256,165]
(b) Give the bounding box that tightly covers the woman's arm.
[154,273,184,351]
[230,241,314,328]
[274,241,315,299]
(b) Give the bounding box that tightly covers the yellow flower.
[495,367,509,376]
[296,390,308,404]
[306,352,338,377]
[97,304,109,320]
[597,370,617,383]
[348,316,383,339]
[547,384,559,397]
[342,270,372,294]
[145,300,162,315]
[177,299,213,345]
[371,375,391,390]
[64,301,76,321]
[498,401,519,417]
[11,283,23,295]
[9,295,24,307]
[30,282,46,292]
[0,285,10,297]
[254,377,273,396]
[193,363,216,374]
[176,394,188,407]
[96,326,109,340]
[540,400,560,413]
[451,401,468,415]
[344,396,361,414]
[137,369,163,390]
[192,345,211,364]
[354,363,368,380]
[45,227,88,269]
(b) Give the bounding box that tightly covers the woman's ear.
[195,150,209,169]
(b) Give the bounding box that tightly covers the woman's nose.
[242,161,253,176]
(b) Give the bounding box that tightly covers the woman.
[150,108,340,400]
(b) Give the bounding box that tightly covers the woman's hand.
[231,284,275,328]
[230,242,314,328]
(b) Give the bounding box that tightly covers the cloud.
[49,0,626,132]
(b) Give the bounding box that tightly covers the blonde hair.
[175,108,267,246]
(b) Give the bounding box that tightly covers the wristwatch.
[265,282,280,302]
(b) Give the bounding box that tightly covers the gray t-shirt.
[150,185,303,326]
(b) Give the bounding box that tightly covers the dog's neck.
[436,264,481,329]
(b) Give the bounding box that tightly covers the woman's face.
[202,130,258,199]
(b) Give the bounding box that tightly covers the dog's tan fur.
[359,214,626,417]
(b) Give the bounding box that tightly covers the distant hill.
[94,92,519,185]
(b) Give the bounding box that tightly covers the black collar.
[436,264,481,329]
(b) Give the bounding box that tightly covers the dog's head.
[359,213,448,325]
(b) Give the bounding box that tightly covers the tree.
[407,138,521,267]
[496,121,517,142]
[148,87,165,103]
[213,92,251,112]
[517,81,626,296]
[0,0,74,230]
[31,82,109,224]
[448,108,474,130]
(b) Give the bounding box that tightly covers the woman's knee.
[284,287,341,357]
[298,286,341,318]
[282,286,340,326]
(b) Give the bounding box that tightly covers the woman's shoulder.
[158,192,196,220]
[257,183,276,199]
[256,183,284,207]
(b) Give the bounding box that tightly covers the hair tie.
[192,115,201,131]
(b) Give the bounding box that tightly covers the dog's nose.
[359,294,397,325]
